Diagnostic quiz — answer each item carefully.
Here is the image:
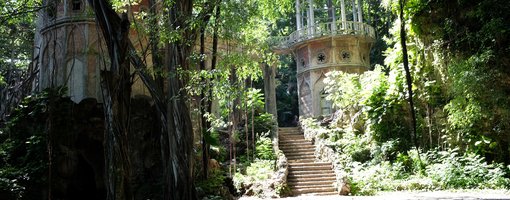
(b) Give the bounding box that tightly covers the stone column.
[308,0,314,35]
[296,0,302,30]
[357,0,363,23]
[352,0,358,23]
[340,0,346,29]
[328,0,336,31]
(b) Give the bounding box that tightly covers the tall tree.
[398,0,418,150]
[87,0,216,199]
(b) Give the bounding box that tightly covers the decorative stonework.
[317,51,327,64]
[340,50,351,62]
[300,58,306,68]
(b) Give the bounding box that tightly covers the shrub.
[256,137,275,160]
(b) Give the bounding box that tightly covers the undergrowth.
[301,118,510,195]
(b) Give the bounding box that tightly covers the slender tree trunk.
[245,77,250,160]
[250,79,255,160]
[399,0,418,150]
[199,26,209,179]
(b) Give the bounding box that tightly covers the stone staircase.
[278,127,337,196]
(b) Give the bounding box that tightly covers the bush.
[195,169,226,196]
[426,149,509,189]
[233,159,275,195]
[256,137,275,160]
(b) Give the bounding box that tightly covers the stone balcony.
[269,20,375,54]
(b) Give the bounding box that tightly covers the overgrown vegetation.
[302,119,510,195]
[0,88,66,199]
[296,0,510,195]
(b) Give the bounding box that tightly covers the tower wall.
[295,35,373,117]
[35,0,154,103]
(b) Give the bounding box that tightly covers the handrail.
[268,21,375,50]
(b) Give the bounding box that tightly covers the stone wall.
[294,35,372,118]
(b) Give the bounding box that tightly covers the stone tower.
[34,0,150,103]
[34,0,104,103]
[272,0,375,117]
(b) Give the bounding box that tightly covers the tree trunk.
[86,1,134,199]
[263,63,278,138]
[88,0,217,199]
[399,0,418,150]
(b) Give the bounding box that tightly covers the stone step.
[280,148,315,153]
[288,162,331,166]
[287,176,337,183]
[279,145,315,150]
[292,187,336,194]
[278,126,337,196]
[279,136,306,140]
[279,133,304,136]
[289,170,335,176]
[288,179,335,186]
[289,164,332,171]
[297,191,339,196]
[286,154,316,160]
[288,159,316,163]
[288,171,335,178]
[279,129,300,132]
[284,148,315,153]
[291,183,335,189]
[279,131,300,134]
[286,154,316,159]
[279,141,312,145]
[283,148,315,154]
[279,136,307,140]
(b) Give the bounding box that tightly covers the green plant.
[195,169,226,196]
[255,137,275,160]
[233,159,275,192]
[426,149,509,189]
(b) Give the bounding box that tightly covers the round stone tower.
[272,0,375,118]
[34,0,106,103]
[34,0,153,103]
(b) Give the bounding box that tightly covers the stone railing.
[269,21,375,50]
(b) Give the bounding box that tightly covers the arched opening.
[320,89,333,116]
[67,58,86,102]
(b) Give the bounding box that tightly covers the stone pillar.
[340,0,346,29]
[308,0,314,35]
[357,0,363,23]
[296,0,302,30]
[352,0,358,23]
[328,0,336,31]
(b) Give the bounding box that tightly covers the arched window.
[67,58,86,102]
[72,0,82,11]
[320,89,332,116]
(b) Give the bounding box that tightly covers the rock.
[339,177,351,195]
[209,159,221,171]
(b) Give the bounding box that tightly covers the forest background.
[0,0,509,199]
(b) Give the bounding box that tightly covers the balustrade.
[269,21,375,50]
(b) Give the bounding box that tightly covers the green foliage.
[444,51,510,157]
[302,118,510,195]
[426,149,509,189]
[324,66,411,151]
[250,113,276,137]
[233,159,275,193]
[195,169,225,196]
[0,88,66,199]
[255,137,275,160]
